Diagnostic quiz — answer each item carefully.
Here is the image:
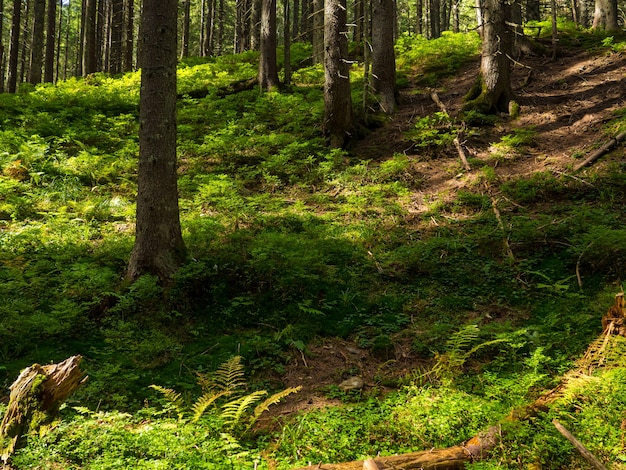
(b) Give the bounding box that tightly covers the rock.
[338,376,364,391]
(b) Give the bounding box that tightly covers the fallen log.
[292,294,626,470]
[573,131,626,172]
[552,419,608,470]
[0,355,87,465]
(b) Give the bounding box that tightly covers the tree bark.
[371,0,398,114]
[44,0,57,82]
[324,0,353,148]
[0,356,87,465]
[122,0,134,71]
[258,0,280,90]
[592,0,618,30]
[181,0,191,57]
[27,0,45,84]
[127,0,186,282]
[109,0,124,73]
[6,0,22,92]
[82,0,97,75]
[463,0,512,114]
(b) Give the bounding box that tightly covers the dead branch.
[552,420,608,470]
[573,131,626,172]
[429,90,471,171]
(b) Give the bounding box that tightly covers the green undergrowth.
[1,30,626,469]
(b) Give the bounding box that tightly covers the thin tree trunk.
[28,0,45,84]
[83,0,96,74]
[6,0,21,92]
[283,0,291,84]
[0,0,6,92]
[181,0,191,57]
[258,0,280,89]
[109,0,123,73]
[324,0,353,148]
[44,0,57,82]
[122,0,134,71]
[19,0,31,84]
[371,0,397,113]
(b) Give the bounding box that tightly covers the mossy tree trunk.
[463,0,512,115]
[371,0,398,114]
[0,356,86,465]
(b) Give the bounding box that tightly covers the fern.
[431,324,508,381]
[213,355,247,394]
[247,386,302,430]
[191,390,232,423]
[149,384,185,419]
[221,390,267,429]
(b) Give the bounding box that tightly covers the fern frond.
[150,384,184,409]
[221,390,267,429]
[214,356,247,394]
[191,390,232,423]
[252,386,302,420]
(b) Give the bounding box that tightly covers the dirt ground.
[265,42,626,420]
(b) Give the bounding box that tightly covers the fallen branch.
[573,131,626,172]
[1,355,87,465]
[552,420,608,470]
[430,91,471,171]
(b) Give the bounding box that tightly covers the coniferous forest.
[1,0,626,468]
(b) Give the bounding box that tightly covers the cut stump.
[0,355,87,464]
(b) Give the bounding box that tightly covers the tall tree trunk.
[235,0,245,52]
[324,0,352,148]
[181,0,191,57]
[56,0,62,79]
[258,0,280,89]
[312,0,323,63]
[300,0,310,41]
[371,0,397,113]
[43,0,56,82]
[592,0,618,30]
[19,0,31,84]
[109,0,123,73]
[578,0,593,27]
[250,0,260,49]
[128,0,186,282]
[354,0,364,56]
[429,0,440,38]
[96,0,105,70]
[463,0,512,114]
[122,0,133,71]
[6,0,21,92]
[27,0,45,84]
[416,0,423,34]
[292,0,299,39]
[525,0,540,21]
[204,0,216,55]
[0,0,6,92]
[284,0,291,84]
[82,0,97,74]
[452,0,459,31]
[217,0,224,54]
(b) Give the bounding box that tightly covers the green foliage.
[407,112,456,150]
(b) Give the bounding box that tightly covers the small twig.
[575,242,593,290]
[491,197,515,261]
[552,419,608,470]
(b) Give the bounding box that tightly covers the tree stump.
[0,355,87,464]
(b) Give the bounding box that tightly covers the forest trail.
[260,43,626,423]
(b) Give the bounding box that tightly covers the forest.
[1,0,626,468]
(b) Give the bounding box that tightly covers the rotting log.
[0,355,87,464]
[292,427,499,470]
[293,294,626,470]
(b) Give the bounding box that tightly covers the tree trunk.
[429,0,440,38]
[181,0,191,57]
[109,0,123,73]
[44,0,57,82]
[312,0,323,63]
[592,0,618,30]
[416,0,423,34]
[217,0,224,54]
[128,0,186,282]
[371,0,397,114]
[258,0,280,90]
[250,0,260,50]
[525,0,540,21]
[6,0,22,92]
[0,356,86,465]
[122,0,134,71]
[324,0,352,148]
[235,0,245,52]
[82,0,97,74]
[27,0,45,84]
[284,0,292,84]
[19,0,31,84]
[463,0,512,114]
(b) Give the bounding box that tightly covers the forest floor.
[261,41,626,422]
